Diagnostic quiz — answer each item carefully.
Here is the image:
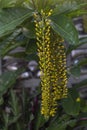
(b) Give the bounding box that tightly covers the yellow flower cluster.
[34,10,67,118]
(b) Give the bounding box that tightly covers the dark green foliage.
[0,0,87,130]
[62,88,81,116]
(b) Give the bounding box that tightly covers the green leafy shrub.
[0,0,87,130]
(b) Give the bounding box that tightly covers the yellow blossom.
[34,10,68,118]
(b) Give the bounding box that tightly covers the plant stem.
[16,123,21,130]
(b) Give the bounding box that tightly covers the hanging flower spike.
[49,36,68,116]
[34,10,67,118]
[34,10,53,118]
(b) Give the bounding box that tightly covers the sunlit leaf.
[50,14,79,45]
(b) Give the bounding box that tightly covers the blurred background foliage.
[0,0,87,130]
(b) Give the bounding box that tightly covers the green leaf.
[0,0,26,8]
[9,90,20,116]
[67,9,87,18]
[77,59,87,67]
[0,0,17,8]
[9,114,21,126]
[62,88,81,116]
[0,29,24,57]
[34,109,47,130]
[25,39,38,61]
[80,100,87,113]
[26,39,37,54]
[23,21,36,38]
[0,7,33,38]
[26,53,39,62]
[70,66,81,77]
[50,14,79,45]
[67,3,87,17]
[54,1,87,16]
[0,41,25,57]
[53,1,77,15]
[74,79,87,89]
[9,52,27,59]
[47,114,76,130]
[3,112,9,129]
[11,53,39,62]
[0,97,4,105]
[49,120,76,130]
[77,112,87,127]
[67,37,87,54]
[0,70,23,97]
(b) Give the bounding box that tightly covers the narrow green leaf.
[10,90,20,116]
[9,114,21,126]
[67,9,87,18]
[34,110,46,130]
[50,14,79,45]
[0,8,33,37]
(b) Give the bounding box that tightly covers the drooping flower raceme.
[34,10,67,118]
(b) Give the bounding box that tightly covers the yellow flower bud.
[76,97,81,102]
